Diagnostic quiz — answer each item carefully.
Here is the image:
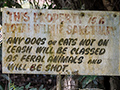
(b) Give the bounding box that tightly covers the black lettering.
[98,39,109,46]
[47,56,53,62]
[85,48,90,55]
[79,39,96,46]
[36,38,46,45]
[79,48,85,55]
[60,56,69,63]
[58,38,77,46]
[7,63,26,71]
[7,46,11,53]
[26,55,31,62]
[6,54,18,62]
[31,37,36,45]
[21,46,32,53]
[41,38,46,45]
[36,55,45,62]
[13,54,18,61]
[36,47,53,54]
[45,64,69,72]
[56,65,62,72]
[21,55,26,61]
[70,48,78,54]
[30,55,36,62]
[64,39,68,45]
[25,37,31,44]
[99,48,106,55]
[68,56,77,63]
[62,65,68,72]
[7,37,24,44]
[7,63,15,70]
[16,46,21,53]
[36,64,42,71]
[90,48,95,55]
[30,64,36,71]
[36,47,44,53]
[97,59,102,64]
[23,64,27,70]
[25,37,46,45]
[11,46,17,53]
[45,64,51,71]
[88,59,92,64]
[18,64,22,70]
[21,55,44,62]
[15,64,19,70]
[50,64,57,71]
[78,56,84,64]
[36,38,42,45]
[56,47,68,54]
[95,48,100,55]
[7,37,13,44]
[86,39,91,45]
[79,39,86,46]
[53,56,59,63]
[88,59,102,64]
[58,38,64,45]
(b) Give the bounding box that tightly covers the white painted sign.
[2,8,120,75]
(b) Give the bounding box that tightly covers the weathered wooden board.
[2,8,120,75]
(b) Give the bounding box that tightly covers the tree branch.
[102,0,113,10]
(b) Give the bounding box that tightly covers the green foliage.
[78,76,97,88]
[0,85,4,90]
[10,82,46,90]
[39,85,46,90]
[25,82,31,89]
[15,86,24,90]
[30,88,37,90]
[0,0,22,8]
[1,74,12,83]
[0,75,41,90]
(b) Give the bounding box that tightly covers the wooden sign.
[2,8,120,75]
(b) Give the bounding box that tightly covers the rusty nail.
[12,31,15,33]
[61,21,63,24]
[113,14,117,17]
[7,11,9,14]
[81,13,85,17]
[38,12,42,16]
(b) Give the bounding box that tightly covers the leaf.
[10,88,13,90]
[39,85,46,90]
[62,8,71,10]
[10,83,17,90]
[0,85,3,90]
[39,85,44,90]
[1,74,12,82]
[82,76,97,88]
[48,3,53,9]
[42,88,46,90]
[14,3,22,8]
[17,86,24,90]
[78,76,85,81]
[30,88,37,90]
[25,83,31,89]
[42,4,46,9]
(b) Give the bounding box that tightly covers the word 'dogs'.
[2,8,120,75]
